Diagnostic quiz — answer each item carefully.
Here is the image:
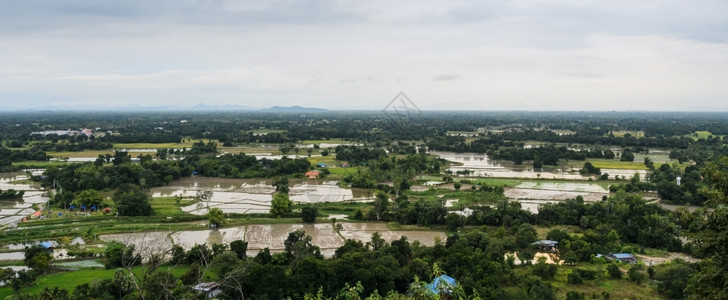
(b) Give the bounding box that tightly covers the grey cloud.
[0,0,361,35]
[434,73,462,81]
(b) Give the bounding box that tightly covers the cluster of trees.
[538,193,682,251]
[0,188,25,200]
[491,144,612,166]
[32,139,113,152]
[193,153,310,178]
[0,146,49,168]
[9,224,701,299]
[4,111,728,148]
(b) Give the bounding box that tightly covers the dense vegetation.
[3,111,728,299]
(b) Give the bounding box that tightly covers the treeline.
[33,140,113,152]
[42,151,312,195]
[491,145,615,165]
[537,193,682,252]
[192,153,310,178]
[426,131,695,154]
[0,146,48,168]
[5,111,728,146]
[0,189,25,200]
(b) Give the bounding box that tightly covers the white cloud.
[0,0,727,110]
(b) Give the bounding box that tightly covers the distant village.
[30,128,97,137]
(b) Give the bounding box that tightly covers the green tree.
[620,149,635,162]
[607,264,622,279]
[273,176,290,193]
[301,204,318,223]
[270,192,292,218]
[113,184,152,216]
[24,244,52,273]
[209,252,241,279]
[230,240,248,259]
[567,272,583,284]
[207,207,226,228]
[446,213,466,231]
[655,262,695,299]
[74,189,103,208]
[628,264,646,284]
[142,270,177,300]
[688,156,728,298]
[104,241,141,269]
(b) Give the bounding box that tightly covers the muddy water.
[338,223,446,247]
[0,173,49,225]
[100,232,173,260]
[172,227,247,249]
[103,222,446,259]
[504,182,609,214]
[600,169,648,180]
[155,177,365,215]
[290,182,355,203]
[432,151,591,180]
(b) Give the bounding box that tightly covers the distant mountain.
[265,105,328,112]
[191,104,258,111]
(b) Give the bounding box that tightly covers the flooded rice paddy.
[432,151,591,180]
[0,174,50,226]
[99,222,446,259]
[152,177,364,215]
[505,182,609,213]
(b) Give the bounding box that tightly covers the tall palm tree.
[207,208,226,228]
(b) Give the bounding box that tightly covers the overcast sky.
[1,0,727,111]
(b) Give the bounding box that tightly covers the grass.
[548,264,664,299]
[150,197,184,216]
[691,130,716,140]
[609,130,645,138]
[220,146,278,154]
[249,129,286,134]
[534,225,582,239]
[11,161,74,167]
[299,139,350,145]
[306,156,339,166]
[327,167,360,175]
[114,141,217,149]
[306,202,369,218]
[0,264,192,297]
[588,159,648,170]
[47,150,114,158]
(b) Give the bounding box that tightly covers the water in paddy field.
[99,222,446,259]
[432,151,589,179]
[0,173,50,226]
[152,177,366,215]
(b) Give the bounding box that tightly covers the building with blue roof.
[606,253,637,264]
[427,275,457,295]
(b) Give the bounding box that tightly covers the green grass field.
[0,264,192,297]
[588,159,647,170]
[306,155,339,166]
[11,160,74,167]
[150,197,185,216]
[548,265,664,299]
[46,150,114,158]
[249,129,286,134]
[609,130,645,138]
[114,141,209,149]
[327,167,360,175]
[299,139,351,145]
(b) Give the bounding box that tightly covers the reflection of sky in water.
[157,179,360,214]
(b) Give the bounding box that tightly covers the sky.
[1,0,727,111]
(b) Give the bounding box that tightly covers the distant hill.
[265,105,328,112]
[191,104,258,111]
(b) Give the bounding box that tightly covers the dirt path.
[636,252,700,265]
